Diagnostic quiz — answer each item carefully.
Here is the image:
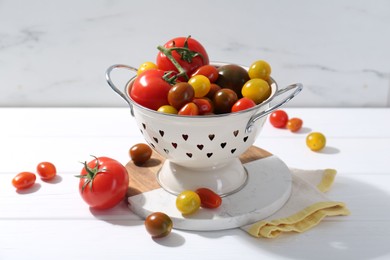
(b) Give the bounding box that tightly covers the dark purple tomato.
[213,88,238,114]
[215,64,250,98]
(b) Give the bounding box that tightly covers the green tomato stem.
[157,45,189,81]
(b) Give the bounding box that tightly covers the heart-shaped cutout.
[159,130,164,137]
[197,144,204,150]
[209,134,215,141]
[207,153,213,158]
[186,153,193,158]
[220,142,227,148]
[233,130,239,137]
[182,134,188,141]
[172,143,178,148]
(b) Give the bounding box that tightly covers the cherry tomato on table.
[36,162,57,180]
[287,118,303,132]
[176,190,201,214]
[130,69,172,111]
[76,156,129,210]
[195,188,222,209]
[129,143,152,165]
[269,110,289,128]
[156,36,209,80]
[306,132,326,151]
[145,212,173,238]
[12,172,36,190]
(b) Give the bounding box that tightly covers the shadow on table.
[195,176,390,260]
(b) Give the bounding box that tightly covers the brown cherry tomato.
[287,118,303,132]
[206,83,221,100]
[213,88,238,114]
[12,172,36,190]
[192,98,214,115]
[178,102,199,116]
[168,82,195,110]
[195,188,222,209]
[36,162,57,180]
[191,65,219,83]
[145,212,173,238]
[129,143,153,165]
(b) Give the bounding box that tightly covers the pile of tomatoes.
[130,36,272,115]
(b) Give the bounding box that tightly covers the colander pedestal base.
[128,155,292,231]
[156,158,248,197]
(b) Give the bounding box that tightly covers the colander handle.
[246,83,303,133]
[105,64,138,116]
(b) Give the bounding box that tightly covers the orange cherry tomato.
[36,162,57,180]
[287,118,303,132]
[12,172,36,189]
[178,102,199,116]
[195,188,222,209]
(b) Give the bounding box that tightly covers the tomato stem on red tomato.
[75,156,107,193]
[157,36,206,81]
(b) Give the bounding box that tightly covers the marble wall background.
[1,0,389,107]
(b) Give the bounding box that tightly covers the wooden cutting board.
[125,146,272,197]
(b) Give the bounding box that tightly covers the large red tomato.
[77,156,129,210]
[156,36,209,80]
[129,69,172,110]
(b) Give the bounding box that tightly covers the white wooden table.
[1,107,389,260]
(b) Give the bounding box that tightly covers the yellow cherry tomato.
[137,61,158,76]
[188,75,211,98]
[157,105,178,114]
[241,78,271,104]
[306,132,326,151]
[176,190,201,215]
[248,60,272,80]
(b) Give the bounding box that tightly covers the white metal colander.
[106,62,302,196]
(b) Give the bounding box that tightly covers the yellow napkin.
[241,168,350,238]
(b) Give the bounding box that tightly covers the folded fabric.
[241,168,350,238]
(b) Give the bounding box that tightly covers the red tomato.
[269,110,289,128]
[195,188,222,209]
[77,156,129,210]
[12,172,36,190]
[178,102,199,116]
[192,98,214,115]
[231,97,256,113]
[156,36,209,80]
[36,162,57,180]
[191,65,219,83]
[129,69,172,111]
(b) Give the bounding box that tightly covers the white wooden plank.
[1,108,390,138]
